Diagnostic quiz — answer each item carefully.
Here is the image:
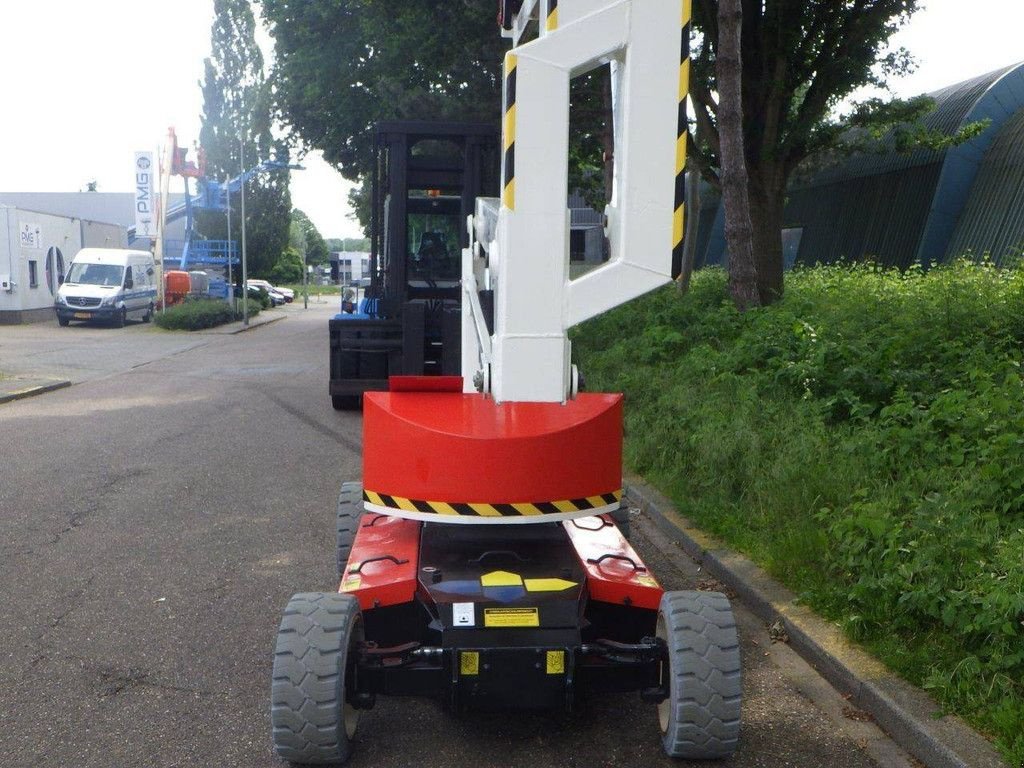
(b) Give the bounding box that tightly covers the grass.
[154,298,261,331]
[280,283,345,295]
[573,261,1024,764]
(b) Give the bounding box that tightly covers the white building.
[0,205,125,323]
[330,251,371,285]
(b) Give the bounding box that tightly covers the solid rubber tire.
[657,590,742,759]
[113,307,126,328]
[331,395,361,411]
[336,482,364,580]
[143,304,153,323]
[271,592,363,765]
[58,317,70,327]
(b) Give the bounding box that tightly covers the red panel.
[389,375,464,393]
[563,515,664,610]
[338,513,421,610]
[363,392,622,504]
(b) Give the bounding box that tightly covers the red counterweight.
[361,389,623,522]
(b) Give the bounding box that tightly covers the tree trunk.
[748,169,786,303]
[717,0,759,310]
[677,168,701,293]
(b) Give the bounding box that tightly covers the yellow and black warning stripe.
[502,53,517,210]
[672,0,691,279]
[363,489,622,518]
[546,0,559,32]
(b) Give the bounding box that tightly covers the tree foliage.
[198,0,291,280]
[325,237,371,253]
[289,209,330,265]
[261,0,506,230]
[688,0,982,305]
[269,246,305,284]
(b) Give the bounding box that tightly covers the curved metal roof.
[801,63,1021,187]
[945,108,1024,263]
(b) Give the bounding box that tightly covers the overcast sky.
[0,1,1020,240]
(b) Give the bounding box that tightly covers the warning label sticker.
[546,650,565,674]
[483,607,539,628]
[460,651,479,675]
[452,602,475,627]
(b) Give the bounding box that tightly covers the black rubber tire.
[143,304,154,323]
[271,593,363,765]
[336,482,364,580]
[331,395,361,411]
[657,590,742,759]
[113,307,126,328]
[58,317,70,327]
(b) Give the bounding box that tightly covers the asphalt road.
[0,305,915,768]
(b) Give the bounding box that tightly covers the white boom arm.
[464,0,688,403]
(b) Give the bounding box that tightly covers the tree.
[325,237,371,253]
[261,0,505,230]
[269,247,304,284]
[290,209,329,265]
[716,0,758,309]
[198,0,291,281]
[688,0,982,305]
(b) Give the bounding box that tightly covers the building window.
[29,260,38,288]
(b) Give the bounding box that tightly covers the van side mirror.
[125,277,134,289]
[58,274,64,285]
[147,267,154,276]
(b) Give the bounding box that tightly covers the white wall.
[0,206,84,319]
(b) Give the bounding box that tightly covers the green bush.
[153,298,260,331]
[573,261,1024,763]
[269,247,305,284]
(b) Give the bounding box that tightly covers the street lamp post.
[226,176,234,312]
[303,240,309,309]
[240,137,249,327]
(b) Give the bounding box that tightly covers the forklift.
[276,1,741,763]
[328,122,499,409]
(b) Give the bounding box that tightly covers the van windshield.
[65,263,124,287]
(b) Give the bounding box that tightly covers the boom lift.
[328,122,499,410]
[272,1,742,763]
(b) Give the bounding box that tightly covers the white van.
[55,248,157,327]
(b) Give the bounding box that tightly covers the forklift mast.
[328,122,499,408]
[368,122,498,311]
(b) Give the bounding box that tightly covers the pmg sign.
[134,152,155,238]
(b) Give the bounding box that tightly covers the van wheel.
[58,317,70,327]
[143,304,154,323]
[113,308,127,328]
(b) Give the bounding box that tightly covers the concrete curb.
[624,477,1009,768]
[228,313,286,334]
[0,379,72,405]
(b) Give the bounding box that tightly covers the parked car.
[246,279,291,305]
[55,248,157,327]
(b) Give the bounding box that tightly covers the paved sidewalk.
[0,303,332,404]
[0,375,71,404]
